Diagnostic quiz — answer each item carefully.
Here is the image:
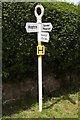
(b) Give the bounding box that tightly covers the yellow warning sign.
[37,45,45,55]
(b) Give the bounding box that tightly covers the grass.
[2,87,79,119]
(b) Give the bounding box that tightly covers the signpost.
[25,4,52,112]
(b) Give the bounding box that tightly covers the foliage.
[2,2,79,80]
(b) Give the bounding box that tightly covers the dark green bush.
[2,2,79,81]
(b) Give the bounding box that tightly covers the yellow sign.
[37,45,45,55]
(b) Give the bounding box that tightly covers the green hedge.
[2,2,79,80]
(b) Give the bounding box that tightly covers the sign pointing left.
[25,22,38,33]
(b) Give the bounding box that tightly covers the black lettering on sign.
[43,24,50,27]
[28,25,37,29]
[28,25,31,28]
[41,37,44,40]
[41,37,47,40]
[43,28,50,30]
[41,34,47,37]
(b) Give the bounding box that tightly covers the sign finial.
[34,5,44,22]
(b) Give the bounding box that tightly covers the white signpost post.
[25,4,52,112]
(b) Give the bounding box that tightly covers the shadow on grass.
[2,95,38,117]
[2,84,79,117]
[3,94,37,117]
[43,85,79,109]
[43,99,61,109]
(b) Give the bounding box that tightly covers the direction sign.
[25,23,38,33]
[40,32,49,42]
[41,23,52,32]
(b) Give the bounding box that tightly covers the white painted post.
[38,53,42,112]
[34,5,44,112]
[38,24,42,112]
[25,4,52,112]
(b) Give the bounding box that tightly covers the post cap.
[34,5,44,19]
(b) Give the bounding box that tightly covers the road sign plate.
[41,23,52,32]
[39,32,49,42]
[25,23,38,33]
[37,45,45,55]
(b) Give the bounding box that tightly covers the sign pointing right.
[41,23,52,32]
[40,32,49,43]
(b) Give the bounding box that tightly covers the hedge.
[2,2,79,81]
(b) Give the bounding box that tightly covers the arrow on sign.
[41,23,52,32]
[25,23,38,33]
[39,32,49,42]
